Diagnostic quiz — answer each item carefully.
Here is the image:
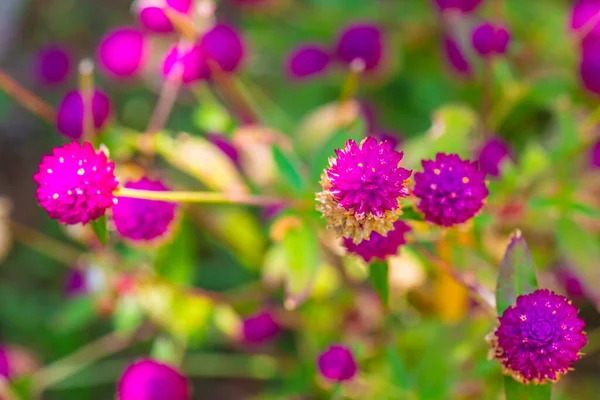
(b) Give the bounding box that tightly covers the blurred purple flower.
[556,267,586,300]
[56,89,111,139]
[443,35,472,77]
[372,129,403,149]
[286,44,331,80]
[262,202,286,221]
[359,101,378,133]
[118,359,189,400]
[135,0,193,34]
[64,268,88,297]
[477,137,511,177]
[580,39,600,94]
[433,0,483,13]
[343,220,411,262]
[0,346,10,379]
[162,43,211,84]
[97,27,146,78]
[242,311,281,344]
[317,345,357,382]
[571,0,600,41]
[206,132,240,165]
[335,23,384,72]
[590,138,600,167]
[200,24,245,73]
[34,44,72,86]
[471,22,511,58]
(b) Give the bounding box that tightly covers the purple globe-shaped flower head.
[344,220,411,263]
[135,0,193,34]
[97,27,146,78]
[491,289,587,384]
[414,153,488,227]
[200,24,245,73]
[443,35,472,77]
[242,311,281,344]
[34,141,119,225]
[56,89,111,139]
[118,359,190,400]
[112,178,178,243]
[64,268,88,297]
[555,266,586,300]
[162,43,211,84]
[580,39,600,95]
[571,0,600,42]
[318,345,357,382]
[286,44,331,80]
[477,137,511,177]
[471,22,511,58]
[433,0,483,13]
[316,137,412,244]
[0,346,10,379]
[590,138,600,168]
[34,44,72,86]
[335,23,384,72]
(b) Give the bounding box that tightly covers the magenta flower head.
[0,346,10,379]
[491,289,587,384]
[555,267,586,300]
[316,136,411,244]
[200,24,245,73]
[317,345,357,382]
[97,27,146,78]
[34,44,72,86]
[56,89,111,139]
[134,0,193,34]
[580,39,600,95]
[118,359,190,400]
[414,153,488,227]
[433,0,483,13]
[34,141,118,225]
[477,137,511,177]
[112,178,178,243]
[571,0,600,42]
[471,22,511,58]
[242,311,281,344]
[443,35,472,77]
[343,220,411,263]
[286,44,331,80]
[162,43,211,84]
[64,268,88,297]
[335,23,384,72]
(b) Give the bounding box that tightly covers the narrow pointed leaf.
[504,377,551,400]
[272,145,306,194]
[90,215,108,246]
[369,260,389,306]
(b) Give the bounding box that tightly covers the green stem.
[10,221,82,266]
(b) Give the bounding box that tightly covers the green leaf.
[53,296,97,333]
[504,376,551,400]
[155,219,197,284]
[151,335,185,365]
[369,260,389,306]
[272,145,306,194]
[90,215,107,246]
[386,347,411,391]
[113,294,144,337]
[496,230,538,315]
[400,205,424,221]
[550,99,579,162]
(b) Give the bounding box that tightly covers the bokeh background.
[1,0,600,399]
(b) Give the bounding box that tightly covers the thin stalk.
[208,60,258,124]
[481,57,493,136]
[10,221,82,266]
[146,64,183,136]
[0,69,55,123]
[78,59,95,143]
[340,59,365,101]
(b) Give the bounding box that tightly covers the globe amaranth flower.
[34,44,72,86]
[477,137,511,177]
[56,89,112,139]
[335,23,384,72]
[286,44,331,80]
[64,268,88,297]
[135,0,193,34]
[118,359,189,400]
[200,24,245,73]
[590,138,600,168]
[555,266,586,300]
[433,0,483,13]
[318,345,357,382]
[571,0,600,42]
[0,346,10,379]
[471,22,511,58]
[162,43,211,84]
[242,311,281,344]
[344,220,411,263]
[414,153,488,227]
[112,178,178,243]
[442,35,472,77]
[580,39,600,95]
[490,289,587,384]
[97,27,146,78]
[34,141,118,225]
[316,136,411,244]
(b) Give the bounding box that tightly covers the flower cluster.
[490,289,587,384]
[118,359,189,400]
[316,136,411,243]
[56,89,112,139]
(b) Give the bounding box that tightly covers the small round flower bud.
[112,177,178,243]
[56,89,112,139]
[97,27,146,78]
[286,44,331,80]
[64,268,88,297]
[200,24,245,73]
[242,311,281,344]
[335,23,384,72]
[491,289,587,384]
[317,345,357,382]
[162,43,210,84]
[343,220,411,263]
[34,44,72,86]
[414,153,488,227]
[471,22,511,58]
[477,137,511,177]
[316,137,411,244]
[34,141,118,225]
[433,0,483,13]
[118,359,190,400]
[443,35,472,77]
[135,0,193,34]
